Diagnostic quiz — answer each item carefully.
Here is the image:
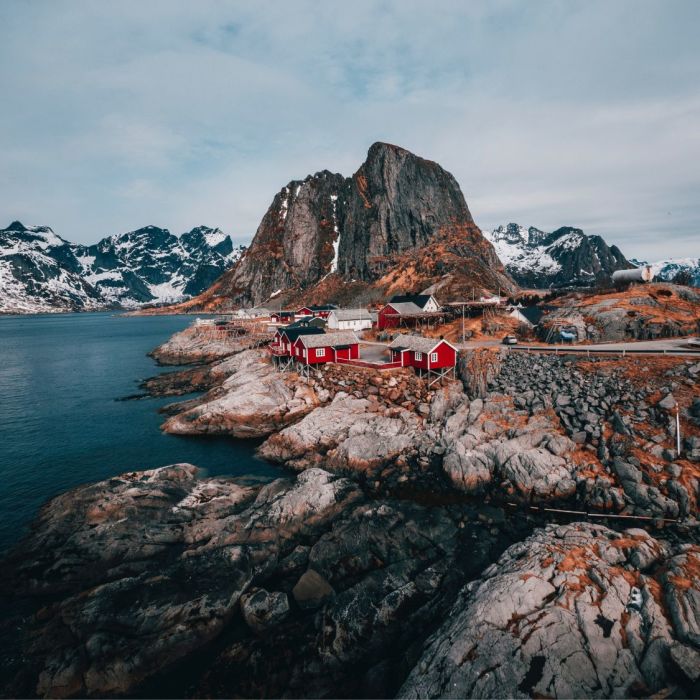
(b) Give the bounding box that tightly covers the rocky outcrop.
[437,395,581,503]
[149,320,269,365]
[175,142,515,311]
[203,171,347,309]
[259,394,422,473]
[161,350,319,438]
[0,464,522,699]
[539,284,700,342]
[400,522,700,699]
[485,352,700,518]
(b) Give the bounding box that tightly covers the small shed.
[508,306,545,329]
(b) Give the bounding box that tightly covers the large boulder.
[439,396,578,502]
[401,523,700,699]
[258,394,421,473]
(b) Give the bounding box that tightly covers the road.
[361,337,700,357]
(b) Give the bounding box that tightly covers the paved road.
[510,337,700,356]
[362,337,700,357]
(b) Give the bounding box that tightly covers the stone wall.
[307,362,435,414]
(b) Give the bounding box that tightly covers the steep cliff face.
[338,142,487,279]
[217,172,346,306]
[185,142,514,310]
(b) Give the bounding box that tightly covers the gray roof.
[385,301,424,315]
[330,308,376,321]
[389,333,456,354]
[299,330,360,348]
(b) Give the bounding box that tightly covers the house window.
[430,352,438,363]
[317,347,325,357]
[415,352,422,361]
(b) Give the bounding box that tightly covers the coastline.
[2,317,698,697]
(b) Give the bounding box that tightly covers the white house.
[326,308,376,331]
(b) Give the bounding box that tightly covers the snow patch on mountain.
[0,221,245,313]
[485,224,561,275]
[484,223,630,288]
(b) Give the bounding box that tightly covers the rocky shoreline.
[1,323,699,698]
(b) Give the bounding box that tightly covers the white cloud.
[0,0,698,260]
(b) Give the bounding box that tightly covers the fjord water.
[0,312,282,553]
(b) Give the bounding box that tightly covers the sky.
[0,0,698,260]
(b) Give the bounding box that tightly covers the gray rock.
[658,393,677,411]
[400,523,699,699]
[670,642,700,682]
[240,588,290,633]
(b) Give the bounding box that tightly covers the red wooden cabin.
[293,331,360,365]
[389,334,457,373]
[297,304,338,319]
[271,311,296,324]
[269,327,324,357]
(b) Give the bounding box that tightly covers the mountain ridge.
[0,221,245,313]
[483,222,631,288]
[172,142,516,312]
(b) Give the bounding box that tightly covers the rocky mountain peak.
[186,143,513,309]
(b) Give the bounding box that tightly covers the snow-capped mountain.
[630,257,700,286]
[0,221,245,314]
[484,223,630,288]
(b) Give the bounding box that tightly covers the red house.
[297,304,337,319]
[293,331,360,365]
[388,334,457,384]
[271,310,296,324]
[269,327,324,368]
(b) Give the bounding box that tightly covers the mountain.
[483,223,630,288]
[630,257,700,286]
[73,225,245,307]
[175,142,515,311]
[0,221,244,314]
[0,222,105,313]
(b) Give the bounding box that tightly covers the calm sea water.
[0,312,283,553]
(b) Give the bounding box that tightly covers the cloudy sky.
[1,0,698,259]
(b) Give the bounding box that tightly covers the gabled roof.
[383,301,424,315]
[280,327,325,342]
[389,294,435,309]
[329,308,376,321]
[389,333,457,354]
[272,310,295,317]
[298,330,359,348]
[308,304,338,311]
